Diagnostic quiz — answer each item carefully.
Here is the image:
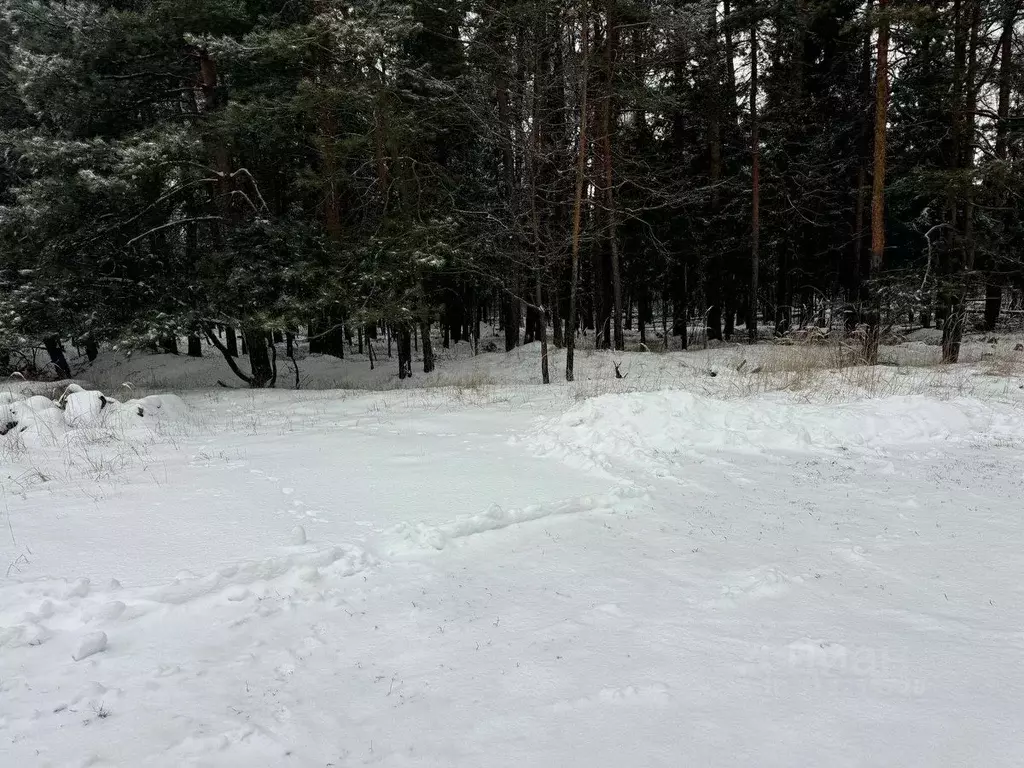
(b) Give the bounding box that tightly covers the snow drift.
[1,384,188,446]
[529,391,1024,472]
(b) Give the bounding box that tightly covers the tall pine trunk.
[706,2,724,342]
[421,322,435,373]
[536,278,550,384]
[552,288,564,348]
[566,0,590,382]
[942,0,981,363]
[397,324,412,379]
[865,0,889,364]
[502,297,519,351]
[602,0,624,351]
[527,8,551,384]
[242,328,273,388]
[851,2,874,311]
[984,1,1019,331]
[748,18,760,345]
[722,0,739,344]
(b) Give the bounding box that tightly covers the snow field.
[1,355,1024,766]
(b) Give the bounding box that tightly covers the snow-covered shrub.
[0,384,188,448]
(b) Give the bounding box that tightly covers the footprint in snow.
[702,567,804,609]
[169,726,283,760]
[550,683,670,712]
[832,546,868,563]
[153,664,182,678]
[580,603,631,626]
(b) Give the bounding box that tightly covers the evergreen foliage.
[1,0,1022,382]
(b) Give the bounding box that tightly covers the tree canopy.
[2,0,1022,383]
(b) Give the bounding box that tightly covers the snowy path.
[2,388,1024,766]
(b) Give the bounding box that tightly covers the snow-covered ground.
[3,339,1024,766]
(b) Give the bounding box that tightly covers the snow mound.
[529,391,1024,472]
[1,386,188,446]
[72,631,107,661]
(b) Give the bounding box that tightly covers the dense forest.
[1,0,1022,386]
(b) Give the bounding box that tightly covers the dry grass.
[86,376,196,401]
[557,336,977,404]
[0,427,28,463]
[978,346,1024,378]
[715,336,996,402]
[568,369,682,402]
[745,339,863,374]
[417,371,497,391]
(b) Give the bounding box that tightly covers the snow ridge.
[385,484,646,552]
[528,391,1024,474]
